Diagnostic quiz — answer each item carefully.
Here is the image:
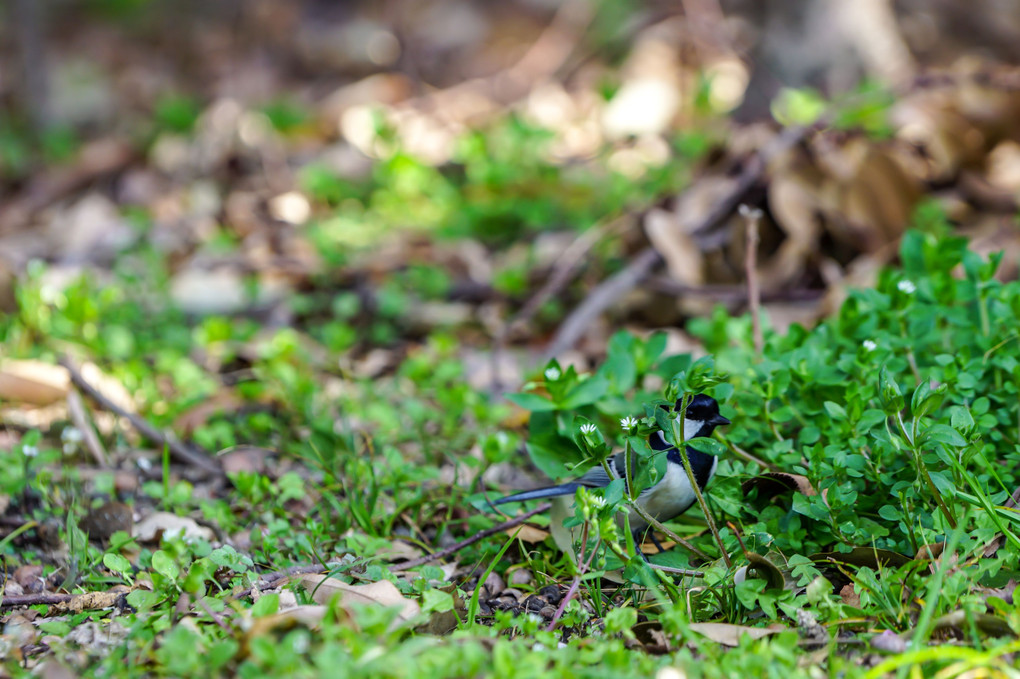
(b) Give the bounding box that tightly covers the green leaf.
[950,406,975,432]
[856,409,887,432]
[250,593,279,618]
[505,392,557,412]
[126,589,159,610]
[151,550,179,581]
[923,424,968,447]
[911,382,946,419]
[823,401,847,420]
[686,437,728,457]
[561,374,610,409]
[421,589,455,614]
[103,553,132,576]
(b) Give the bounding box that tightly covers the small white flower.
[579,423,598,435]
[22,444,39,458]
[62,427,83,455]
[897,279,916,294]
[590,496,607,509]
[862,339,878,352]
[620,416,638,432]
[544,366,561,381]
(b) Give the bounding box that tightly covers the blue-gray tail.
[491,483,581,505]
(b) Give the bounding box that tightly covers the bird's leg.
[649,532,667,554]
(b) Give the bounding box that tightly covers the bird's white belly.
[552,454,718,549]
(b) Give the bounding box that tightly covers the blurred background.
[3,0,1020,373]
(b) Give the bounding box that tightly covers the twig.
[649,564,703,577]
[506,215,628,339]
[392,503,551,571]
[66,389,109,467]
[628,503,711,562]
[544,122,817,358]
[725,440,778,471]
[1,592,75,608]
[58,356,221,475]
[544,247,662,360]
[645,278,824,303]
[545,526,599,633]
[197,597,232,633]
[739,204,764,357]
[234,564,329,600]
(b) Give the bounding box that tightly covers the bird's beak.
[711,413,731,426]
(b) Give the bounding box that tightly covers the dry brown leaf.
[688,622,786,647]
[0,359,71,405]
[174,391,245,435]
[644,208,703,287]
[742,472,817,500]
[506,524,550,544]
[840,583,861,607]
[931,610,1014,638]
[246,605,330,639]
[294,574,420,627]
[134,512,215,544]
[49,588,130,614]
[218,445,274,476]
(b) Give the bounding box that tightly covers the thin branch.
[1,592,75,608]
[545,122,818,358]
[649,564,703,577]
[58,356,221,475]
[739,204,764,356]
[392,503,551,571]
[66,389,109,467]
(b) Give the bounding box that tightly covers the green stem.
[676,442,732,568]
[628,502,711,562]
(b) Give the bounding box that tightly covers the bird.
[493,394,730,551]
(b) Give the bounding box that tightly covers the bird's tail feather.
[491,483,581,504]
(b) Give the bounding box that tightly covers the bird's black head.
[678,393,730,438]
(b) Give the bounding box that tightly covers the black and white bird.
[493,394,730,550]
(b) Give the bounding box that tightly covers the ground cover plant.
[5,2,1020,677]
[2,217,1020,677]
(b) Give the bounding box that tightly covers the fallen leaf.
[49,588,130,614]
[931,610,1015,638]
[840,583,861,607]
[644,208,704,287]
[134,512,215,544]
[506,524,549,544]
[688,622,786,647]
[811,547,912,570]
[0,359,70,405]
[294,574,420,627]
[742,472,817,499]
[246,605,330,639]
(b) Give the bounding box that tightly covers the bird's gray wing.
[575,452,627,489]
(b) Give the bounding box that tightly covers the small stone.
[80,502,133,540]
[523,595,545,612]
[484,572,506,597]
[871,630,907,654]
[501,588,524,602]
[13,565,44,593]
[539,605,557,619]
[539,584,562,604]
[508,569,533,586]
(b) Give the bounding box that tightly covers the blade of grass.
[466,527,521,626]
